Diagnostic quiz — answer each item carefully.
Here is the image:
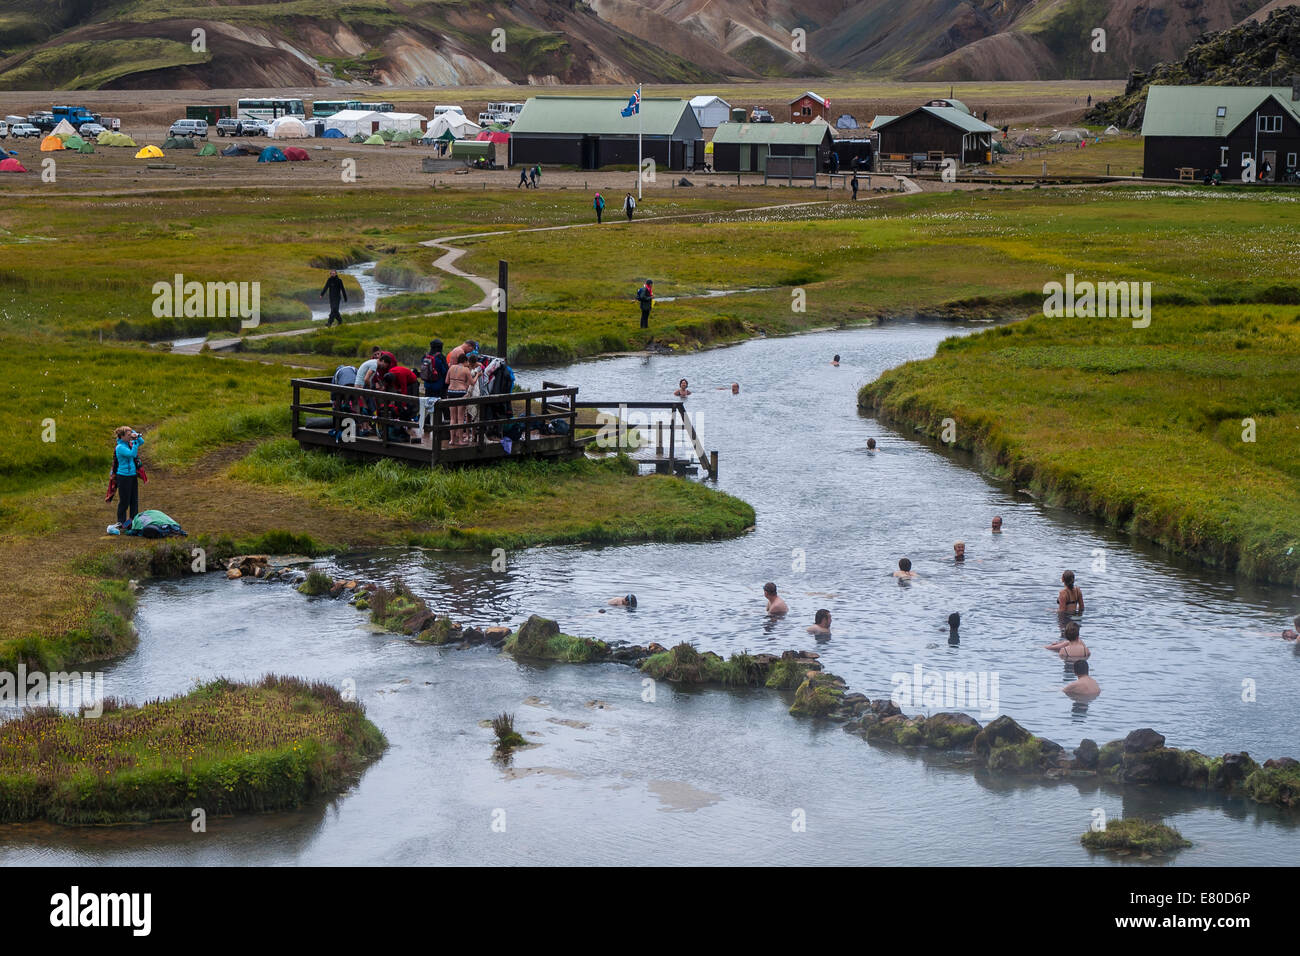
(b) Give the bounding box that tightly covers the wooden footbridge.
[290,376,717,478]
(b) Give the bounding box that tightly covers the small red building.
[790,92,828,124]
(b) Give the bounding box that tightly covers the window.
[802,106,811,116]
[1220,146,1229,166]
[1288,153,1297,168]
[1258,114,1282,133]
[1216,106,1227,117]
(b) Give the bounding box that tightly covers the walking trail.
[172,179,919,354]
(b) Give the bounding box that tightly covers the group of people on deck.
[329,339,512,446]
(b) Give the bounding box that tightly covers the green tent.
[363,133,385,145]
[392,130,414,143]
[197,141,217,156]
[350,133,366,143]
[78,141,95,154]
[437,129,456,142]
[63,135,86,150]
[99,133,137,147]
[378,128,394,141]
[161,136,195,150]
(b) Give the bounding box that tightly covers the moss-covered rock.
[1210,752,1259,791]
[296,569,332,596]
[368,580,432,635]
[1098,740,1124,771]
[415,616,461,645]
[1243,761,1300,809]
[973,715,1030,761]
[789,672,845,718]
[923,712,982,750]
[987,736,1050,774]
[505,615,608,663]
[1081,818,1191,855]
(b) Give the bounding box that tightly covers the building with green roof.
[709,121,833,172]
[508,96,703,170]
[1141,84,1300,180]
[874,104,998,165]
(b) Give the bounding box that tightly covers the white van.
[433,105,465,118]
[0,122,8,140]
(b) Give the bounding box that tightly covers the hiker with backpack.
[624,192,636,221]
[320,269,347,326]
[419,339,450,433]
[110,426,145,531]
[593,192,605,223]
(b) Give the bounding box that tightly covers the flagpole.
[637,83,643,201]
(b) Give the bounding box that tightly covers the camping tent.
[835,113,858,130]
[63,135,86,150]
[322,128,346,139]
[135,145,164,158]
[1104,125,1120,135]
[427,113,480,141]
[0,157,27,172]
[97,132,136,147]
[197,142,217,156]
[161,136,195,150]
[50,118,76,137]
[392,130,414,143]
[257,146,287,162]
[362,133,385,145]
[1014,133,1040,147]
[78,141,95,154]
[283,146,309,161]
[475,130,510,144]
[268,116,308,139]
[349,133,366,143]
[324,109,382,138]
[376,112,426,134]
[221,143,249,156]
[1048,128,1086,143]
[40,135,65,151]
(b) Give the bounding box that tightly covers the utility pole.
[497,260,508,360]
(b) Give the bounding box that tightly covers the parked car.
[168,118,208,138]
[9,124,40,138]
[239,119,269,136]
[78,123,107,138]
[0,122,8,139]
[751,107,774,123]
[215,118,243,137]
[27,112,56,131]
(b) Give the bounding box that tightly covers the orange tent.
[40,134,65,152]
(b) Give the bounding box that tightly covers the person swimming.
[1062,659,1100,698]
[831,354,840,366]
[892,557,917,579]
[1057,570,1084,616]
[1282,615,1300,640]
[763,582,789,616]
[807,609,831,636]
[866,438,877,451]
[991,515,1003,534]
[607,594,637,608]
[673,378,691,397]
[953,541,965,562]
[1044,621,1089,660]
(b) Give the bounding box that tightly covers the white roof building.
[689,95,732,128]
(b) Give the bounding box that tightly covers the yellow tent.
[135,145,164,159]
[40,135,65,152]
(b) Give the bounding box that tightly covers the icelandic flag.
[620,86,641,118]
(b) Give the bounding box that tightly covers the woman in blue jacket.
[113,425,143,530]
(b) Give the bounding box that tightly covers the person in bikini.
[1045,621,1089,660]
[1057,570,1084,616]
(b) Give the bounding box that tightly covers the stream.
[3,322,1296,865]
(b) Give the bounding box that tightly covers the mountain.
[0,0,1284,90]
[1087,4,1300,127]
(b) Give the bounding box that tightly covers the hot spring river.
[3,323,1297,865]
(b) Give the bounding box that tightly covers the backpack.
[490,364,515,396]
[419,354,435,382]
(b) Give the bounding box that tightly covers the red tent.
[475,131,510,144]
[283,147,310,161]
[0,157,27,172]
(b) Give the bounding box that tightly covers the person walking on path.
[529,164,540,188]
[636,279,654,329]
[517,167,529,188]
[112,426,144,531]
[593,192,605,223]
[624,192,636,221]
[321,269,347,326]
[850,173,859,199]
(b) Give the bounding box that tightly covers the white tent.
[268,116,309,139]
[51,118,77,137]
[427,113,480,140]
[1104,124,1120,135]
[324,109,383,138]
[1048,128,1087,143]
[376,112,427,133]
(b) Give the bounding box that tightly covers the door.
[1262,150,1277,181]
[581,136,598,169]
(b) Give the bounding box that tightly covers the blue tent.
[257,146,287,163]
[322,128,346,139]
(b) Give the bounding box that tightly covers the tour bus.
[309,100,352,118]
[350,101,395,113]
[487,101,524,124]
[235,97,307,121]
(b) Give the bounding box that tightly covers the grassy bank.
[860,303,1300,584]
[0,675,386,825]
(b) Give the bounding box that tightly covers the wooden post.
[656,420,663,456]
[497,260,508,360]
[292,381,300,438]
[668,406,676,470]
[524,396,531,456]
[709,450,718,479]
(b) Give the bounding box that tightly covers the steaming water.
[2,322,1297,865]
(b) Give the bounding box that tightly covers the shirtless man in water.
[1063,659,1101,698]
[607,594,637,608]
[807,609,831,635]
[892,557,917,579]
[763,582,789,616]
[1281,616,1300,640]
[991,515,1003,534]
